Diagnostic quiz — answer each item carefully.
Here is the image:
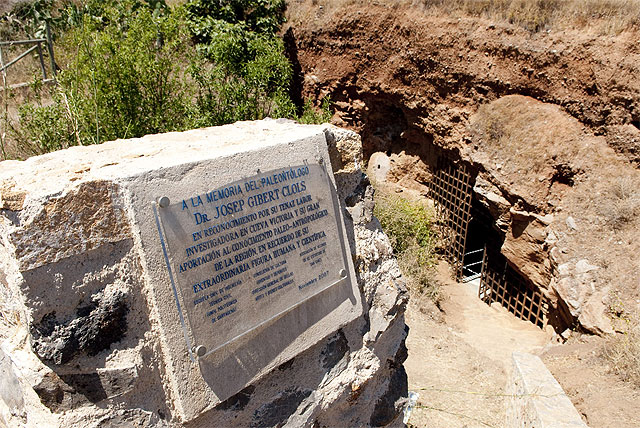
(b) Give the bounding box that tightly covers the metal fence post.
[45,21,57,81]
[37,41,48,80]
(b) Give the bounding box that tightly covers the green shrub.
[374,191,436,254]
[12,1,192,149]
[298,97,333,124]
[13,91,74,155]
[374,191,439,300]
[10,0,300,153]
[185,0,286,38]
[61,4,191,144]
[185,0,295,124]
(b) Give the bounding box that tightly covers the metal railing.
[0,21,56,89]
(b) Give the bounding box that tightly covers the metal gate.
[427,156,548,328]
[0,21,57,89]
[478,249,548,328]
[427,157,473,280]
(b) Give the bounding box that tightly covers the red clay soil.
[286,1,640,426]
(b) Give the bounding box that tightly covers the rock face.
[289,2,640,336]
[0,121,408,427]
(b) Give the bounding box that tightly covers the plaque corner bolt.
[158,196,170,208]
[192,345,207,358]
[339,268,347,279]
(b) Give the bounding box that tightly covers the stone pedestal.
[0,121,408,427]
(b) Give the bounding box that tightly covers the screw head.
[339,268,347,278]
[195,345,206,357]
[158,196,170,208]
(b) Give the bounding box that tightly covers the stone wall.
[0,121,408,427]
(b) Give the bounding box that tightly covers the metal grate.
[427,157,473,280]
[426,156,547,329]
[478,250,548,328]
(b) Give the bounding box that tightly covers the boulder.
[0,121,408,427]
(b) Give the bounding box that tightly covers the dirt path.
[404,263,552,427]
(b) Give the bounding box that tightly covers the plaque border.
[152,161,353,361]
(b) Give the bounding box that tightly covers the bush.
[11,1,192,150]
[185,0,295,124]
[9,0,302,153]
[61,3,191,144]
[298,97,333,125]
[374,191,436,253]
[603,319,640,388]
[374,190,439,301]
[13,91,75,155]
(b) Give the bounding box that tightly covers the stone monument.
[0,120,408,427]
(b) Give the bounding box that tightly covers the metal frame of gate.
[478,249,548,328]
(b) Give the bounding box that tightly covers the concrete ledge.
[507,352,588,428]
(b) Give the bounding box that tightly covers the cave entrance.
[426,156,548,329]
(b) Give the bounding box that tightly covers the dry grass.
[287,0,640,34]
[603,318,640,388]
[606,176,640,231]
[420,0,640,32]
[593,175,640,231]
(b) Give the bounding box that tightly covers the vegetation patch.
[0,0,331,159]
[374,190,440,304]
[603,317,640,388]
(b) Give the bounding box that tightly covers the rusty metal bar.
[0,38,47,46]
[36,41,47,80]
[0,45,38,72]
[45,21,57,80]
[427,157,473,280]
[478,249,548,328]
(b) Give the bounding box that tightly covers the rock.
[250,388,312,428]
[557,262,571,277]
[575,259,599,274]
[0,122,408,427]
[554,277,582,316]
[502,217,552,290]
[578,291,614,335]
[552,261,612,335]
[565,216,577,230]
[31,291,129,365]
[0,348,25,423]
[473,174,511,231]
[507,352,588,427]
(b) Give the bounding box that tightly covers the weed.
[374,190,440,302]
[603,317,640,388]
[297,96,333,124]
[605,176,640,231]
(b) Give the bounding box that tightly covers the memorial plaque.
[154,163,350,359]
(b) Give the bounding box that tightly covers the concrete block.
[0,120,407,427]
[507,352,589,428]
